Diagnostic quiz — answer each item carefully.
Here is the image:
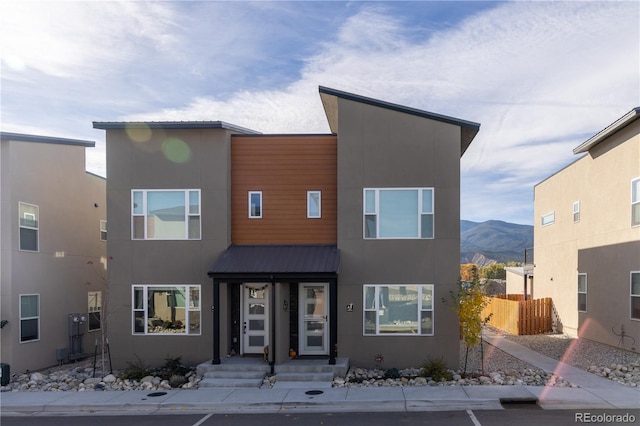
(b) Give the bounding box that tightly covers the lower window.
[20,294,39,342]
[363,285,433,335]
[577,273,587,312]
[88,291,102,331]
[132,285,201,335]
[631,272,640,320]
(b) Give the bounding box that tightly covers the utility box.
[0,363,10,386]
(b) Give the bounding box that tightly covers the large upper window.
[363,285,433,335]
[19,202,39,251]
[132,285,201,335]
[632,178,640,227]
[88,291,102,332]
[20,294,39,342]
[577,274,587,313]
[631,272,640,320]
[132,190,200,240]
[364,188,434,239]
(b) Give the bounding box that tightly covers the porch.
[196,356,349,389]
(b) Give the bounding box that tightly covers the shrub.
[421,357,453,382]
[120,355,152,381]
[384,368,400,379]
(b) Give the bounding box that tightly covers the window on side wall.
[19,202,39,251]
[132,285,201,335]
[631,272,640,320]
[632,178,640,227]
[573,201,580,223]
[248,191,262,219]
[364,188,434,239]
[541,211,555,227]
[100,220,107,241]
[307,191,321,218]
[577,274,587,313]
[363,285,433,335]
[20,294,39,342]
[131,190,200,240]
[88,291,102,331]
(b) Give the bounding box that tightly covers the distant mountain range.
[460,220,533,266]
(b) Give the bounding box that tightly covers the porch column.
[212,278,221,364]
[329,278,337,365]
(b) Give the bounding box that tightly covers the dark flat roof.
[0,132,95,147]
[209,244,340,277]
[92,121,260,135]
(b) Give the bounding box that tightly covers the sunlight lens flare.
[162,137,191,163]
[125,124,152,143]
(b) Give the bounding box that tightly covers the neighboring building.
[533,108,640,349]
[0,132,106,373]
[94,86,480,370]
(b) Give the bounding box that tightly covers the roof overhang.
[318,86,480,156]
[208,244,340,281]
[573,107,640,154]
[92,121,260,134]
[0,132,95,147]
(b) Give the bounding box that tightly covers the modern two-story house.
[94,87,480,371]
[533,108,640,350]
[0,132,106,374]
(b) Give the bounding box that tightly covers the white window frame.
[577,273,587,313]
[631,271,640,321]
[19,294,40,343]
[541,211,555,227]
[132,284,201,335]
[88,291,102,332]
[632,177,640,227]
[363,188,434,239]
[307,191,322,219]
[19,202,39,252]
[573,201,580,223]
[248,191,263,219]
[363,284,434,336]
[100,220,107,241]
[131,189,201,240]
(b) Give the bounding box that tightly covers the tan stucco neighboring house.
[533,108,640,350]
[1,132,106,374]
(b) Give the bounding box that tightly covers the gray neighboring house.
[1,132,106,374]
[94,87,480,371]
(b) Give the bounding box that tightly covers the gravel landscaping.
[3,327,639,392]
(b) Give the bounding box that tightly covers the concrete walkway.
[1,334,638,416]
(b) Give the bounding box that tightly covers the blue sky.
[2,1,638,225]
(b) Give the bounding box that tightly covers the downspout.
[212,277,221,364]
[270,275,276,375]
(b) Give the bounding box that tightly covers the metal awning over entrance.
[207,244,340,368]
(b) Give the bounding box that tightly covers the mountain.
[460,220,533,266]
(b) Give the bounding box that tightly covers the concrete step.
[275,372,334,382]
[198,378,264,388]
[196,362,270,376]
[203,370,266,380]
[272,381,333,389]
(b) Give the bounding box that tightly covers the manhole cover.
[305,390,324,395]
[147,392,168,397]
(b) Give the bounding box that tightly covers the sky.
[1,1,638,225]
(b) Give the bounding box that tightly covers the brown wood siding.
[231,135,337,244]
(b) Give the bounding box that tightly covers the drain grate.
[499,397,540,410]
[147,392,168,397]
[305,390,324,395]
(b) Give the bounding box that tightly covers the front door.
[242,284,269,355]
[299,283,328,355]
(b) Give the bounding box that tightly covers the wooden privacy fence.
[482,296,552,335]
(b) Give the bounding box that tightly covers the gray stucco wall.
[335,98,462,369]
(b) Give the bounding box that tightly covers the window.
[363,285,433,335]
[132,190,200,240]
[100,220,107,241]
[20,294,39,342]
[573,201,580,223]
[541,211,555,227]
[88,291,102,331]
[631,272,640,320]
[132,285,200,335]
[632,178,640,227]
[577,274,587,312]
[19,202,39,251]
[364,188,434,239]
[307,191,321,218]
[248,191,262,218]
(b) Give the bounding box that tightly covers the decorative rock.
[103,374,117,384]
